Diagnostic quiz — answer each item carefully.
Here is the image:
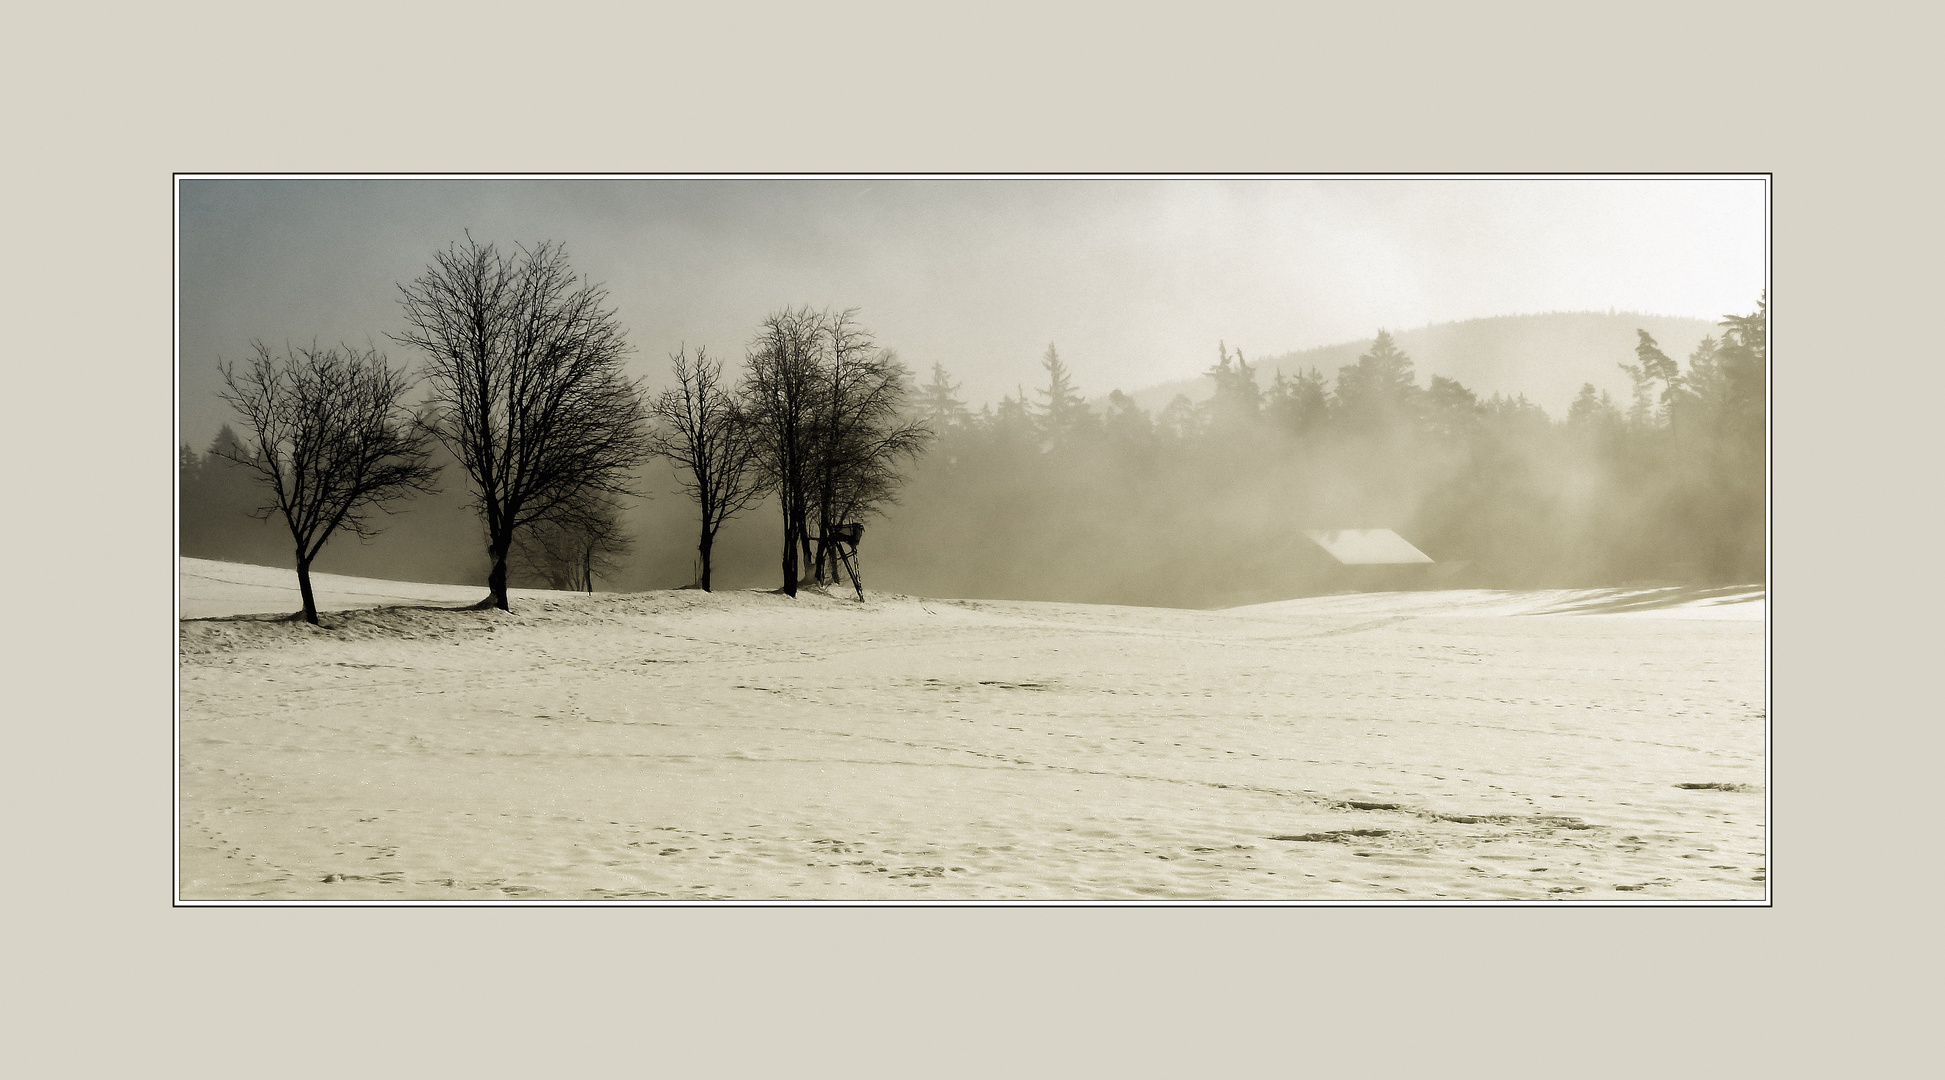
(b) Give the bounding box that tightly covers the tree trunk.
[780,516,798,597]
[817,495,838,584]
[487,538,511,610]
[699,527,714,592]
[295,551,319,625]
[796,512,815,586]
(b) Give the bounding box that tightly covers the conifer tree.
[1203,341,1261,432]
[1618,329,1681,429]
[1333,330,1420,432]
[1423,375,1481,440]
[1156,393,1201,441]
[917,362,971,434]
[1103,389,1153,445]
[1034,344,1094,443]
[1264,367,1329,437]
[1715,297,1766,444]
[1567,382,1623,432]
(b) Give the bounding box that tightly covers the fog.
[179,177,1764,441]
[178,176,1766,607]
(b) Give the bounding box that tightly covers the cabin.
[1304,528,1437,592]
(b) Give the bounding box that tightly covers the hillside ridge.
[1106,310,1725,418]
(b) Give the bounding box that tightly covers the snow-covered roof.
[1304,529,1433,565]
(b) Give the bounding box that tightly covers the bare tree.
[806,313,931,586]
[739,308,827,597]
[513,492,632,593]
[217,341,438,624]
[394,236,651,611]
[648,346,765,591]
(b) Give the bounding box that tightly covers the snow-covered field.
[178,557,560,619]
[177,558,1766,902]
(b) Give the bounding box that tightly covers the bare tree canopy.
[648,346,765,591]
[807,313,931,588]
[217,341,438,624]
[393,236,651,611]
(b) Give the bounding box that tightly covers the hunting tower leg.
[838,544,865,602]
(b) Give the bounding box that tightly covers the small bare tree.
[648,346,765,591]
[394,236,651,611]
[513,492,632,593]
[217,341,439,624]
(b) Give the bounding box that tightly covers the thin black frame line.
[172,171,1772,182]
[173,176,185,907]
[171,173,1773,908]
[175,899,1773,906]
[1763,174,1775,906]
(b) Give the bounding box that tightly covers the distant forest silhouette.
[182,292,1765,610]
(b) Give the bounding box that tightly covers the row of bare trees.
[213,236,930,622]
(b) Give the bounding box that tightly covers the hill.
[1113,311,1724,419]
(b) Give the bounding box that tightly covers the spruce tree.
[1618,329,1681,429]
[1333,330,1420,432]
[917,362,971,434]
[1034,344,1094,443]
[1203,341,1261,432]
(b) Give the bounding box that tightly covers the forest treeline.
[180,237,1765,611]
[885,305,1764,607]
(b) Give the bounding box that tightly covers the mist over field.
[183,307,1764,608]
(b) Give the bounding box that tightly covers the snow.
[1234,584,1765,621]
[178,560,1766,902]
[178,557,558,619]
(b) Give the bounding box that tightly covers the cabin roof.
[1304,528,1433,565]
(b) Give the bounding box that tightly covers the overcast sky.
[178,176,1766,449]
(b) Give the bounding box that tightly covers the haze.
[177,176,1765,449]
